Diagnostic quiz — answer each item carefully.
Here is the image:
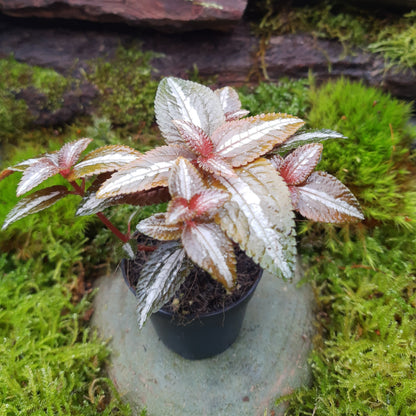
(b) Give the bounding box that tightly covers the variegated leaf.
[197,154,236,177]
[268,154,284,171]
[296,171,364,223]
[212,113,304,167]
[166,189,229,224]
[97,145,195,197]
[136,213,182,241]
[215,86,249,121]
[182,222,236,289]
[155,77,225,145]
[165,198,192,224]
[0,169,15,181]
[188,190,229,216]
[280,143,323,185]
[136,241,192,328]
[276,129,346,154]
[69,145,141,180]
[217,158,296,280]
[173,120,214,157]
[76,186,170,216]
[168,157,206,200]
[58,138,92,170]
[2,185,69,230]
[17,157,60,196]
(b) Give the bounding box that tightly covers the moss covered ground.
[0,36,415,415]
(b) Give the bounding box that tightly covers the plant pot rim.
[119,258,262,320]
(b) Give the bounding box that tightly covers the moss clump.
[87,46,159,136]
[369,12,416,69]
[238,78,310,119]
[278,78,416,414]
[0,251,132,415]
[307,77,415,228]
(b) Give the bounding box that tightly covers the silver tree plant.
[1,77,363,327]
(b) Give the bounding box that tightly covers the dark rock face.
[0,0,248,31]
[1,16,415,127]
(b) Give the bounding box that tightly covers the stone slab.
[0,0,247,32]
[92,263,315,416]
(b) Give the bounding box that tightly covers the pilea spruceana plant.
[1,77,363,327]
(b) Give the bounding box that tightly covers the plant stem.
[67,179,130,243]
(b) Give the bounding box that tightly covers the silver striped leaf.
[97,145,195,198]
[136,213,182,241]
[155,77,225,145]
[217,158,297,280]
[182,222,236,289]
[168,157,206,200]
[69,145,141,180]
[276,129,346,154]
[215,86,249,121]
[58,138,92,169]
[17,157,60,196]
[2,185,69,230]
[212,113,304,168]
[279,143,323,186]
[295,171,364,223]
[136,241,192,328]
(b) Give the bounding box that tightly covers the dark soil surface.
[124,238,261,318]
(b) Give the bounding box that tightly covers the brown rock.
[0,0,248,31]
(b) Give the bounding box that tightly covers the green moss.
[87,46,159,136]
[254,1,416,72]
[0,56,72,141]
[282,221,416,414]
[307,77,415,227]
[238,78,310,119]
[0,251,132,415]
[369,12,416,69]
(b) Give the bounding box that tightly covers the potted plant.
[1,77,363,359]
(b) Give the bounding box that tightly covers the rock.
[16,82,98,126]
[0,0,248,31]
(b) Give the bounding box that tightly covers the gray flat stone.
[92,263,315,416]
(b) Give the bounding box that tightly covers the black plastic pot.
[120,259,261,360]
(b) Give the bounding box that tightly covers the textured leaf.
[173,120,214,157]
[279,143,323,185]
[215,86,249,121]
[58,138,92,170]
[136,213,182,241]
[182,222,236,289]
[296,171,364,223]
[212,113,304,167]
[276,129,346,153]
[165,198,192,224]
[217,158,296,280]
[197,154,236,177]
[97,145,195,197]
[166,190,229,225]
[268,154,284,171]
[2,185,69,229]
[155,77,225,145]
[168,157,206,200]
[76,186,170,216]
[69,145,141,180]
[136,242,192,328]
[0,168,15,181]
[17,157,60,196]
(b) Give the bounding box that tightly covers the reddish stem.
[67,178,130,244]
